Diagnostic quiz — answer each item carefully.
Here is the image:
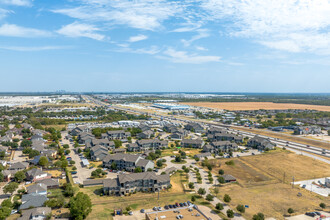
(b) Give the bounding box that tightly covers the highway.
[86,95,330,162]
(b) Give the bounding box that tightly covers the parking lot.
[61,132,96,184]
[294,177,330,197]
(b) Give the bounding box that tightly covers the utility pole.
[292,176,295,189]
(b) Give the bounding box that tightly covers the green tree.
[288,208,294,214]
[214,187,219,197]
[188,182,194,189]
[1,199,12,208]
[69,192,92,220]
[3,182,19,194]
[29,150,40,158]
[191,196,196,202]
[61,160,68,169]
[175,155,182,162]
[198,188,206,195]
[236,204,245,213]
[216,203,223,210]
[14,171,25,183]
[64,183,75,197]
[134,167,142,173]
[114,140,122,148]
[0,207,11,220]
[227,209,234,218]
[20,139,32,148]
[252,213,265,220]
[38,156,49,167]
[206,194,214,201]
[223,194,231,203]
[320,203,326,209]
[0,172,4,182]
[111,162,117,170]
[218,169,224,175]
[156,160,163,167]
[218,176,225,184]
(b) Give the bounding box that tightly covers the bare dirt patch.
[183,102,330,111]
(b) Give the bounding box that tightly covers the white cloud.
[0,24,51,37]
[128,34,148,42]
[53,0,184,31]
[115,45,160,55]
[202,0,330,53]
[57,22,105,41]
[1,0,33,6]
[181,29,209,47]
[0,8,11,20]
[195,46,208,51]
[162,48,220,64]
[0,45,69,51]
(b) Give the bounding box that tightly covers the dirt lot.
[183,102,330,111]
[209,150,330,219]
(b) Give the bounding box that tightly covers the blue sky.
[0,0,330,93]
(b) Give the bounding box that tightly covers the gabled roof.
[20,194,47,210]
[18,207,51,220]
[103,153,140,163]
[26,168,49,178]
[36,178,59,188]
[181,139,203,145]
[9,162,29,170]
[26,183,47,194]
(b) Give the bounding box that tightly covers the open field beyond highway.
[183,102,330,111]
[210,150,330,219]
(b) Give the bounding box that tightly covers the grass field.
[183,102,330,111]
[209,150,330,219]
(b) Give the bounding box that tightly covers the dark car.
[164,205,169,210]
[179,203,183,207]
[140,209,145,213]
[183,202,188,206]
[175,202,179,206]
[314,212,321,216]
[169,205,173,209]
[305,212,316,217]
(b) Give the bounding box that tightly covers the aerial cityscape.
[0,0,330,220]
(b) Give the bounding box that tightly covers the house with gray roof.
[181,139,204,148]
[19,194,47,210]
[106,130,131,140]
[184,123,204,133]
[9,162,29,171]
[18,207,51,220]
[90,145,109,161]
[102,153,154,172]
[26,183,47,195]
[36,178,59,189]
[137,130,154,139]
[103,172,170,196]
[247,136,276,150]
[211,141,238,152]
[134,139,168,151]
[26,168,51,182]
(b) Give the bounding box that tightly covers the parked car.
[71,171,77,174]
[305,212,317,217]
[128,211,133,215]
[164,205,169,210]
[140,209,145,213]
[153,207,158,211]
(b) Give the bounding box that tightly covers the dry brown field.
[183,102,330,111]
[209,150,330,219]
